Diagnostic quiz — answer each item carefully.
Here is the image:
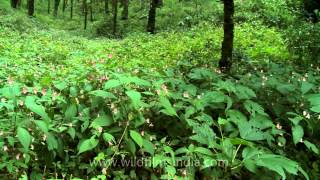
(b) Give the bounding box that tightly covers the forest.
[0,0,320,179]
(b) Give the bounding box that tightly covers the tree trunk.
[90,0,94,21]
[219,0,234,72]
[27,0,35,16]
[48,0,51,14]
[11,0,19,8]
[84,0,88,29]
[54,0,61,17]
[62,0,67,13]
[112,0,118,35]
[105,0,109,13]
[147,0,158,34]
[121,0,128,20]
[70,0,74,18]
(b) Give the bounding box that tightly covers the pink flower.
[22,87,28,94]
[108,54,113,59]
[41,89,47,96]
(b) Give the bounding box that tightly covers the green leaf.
[90,115,113,128]
[25,96,50,121]
[129,130,143,148]
[310,105,320,113]
[104,80,122,89]
[67,128,76,139]
[143,139,154,155]
[235,85,256,99]
[304,140,319,154]
[103,133,116,143]
[244,100,267,117]
[78,137,99,154]
[34,120,49,134]
[89,90,117,99]
[301,81,314,94]
[54,81,67,91]
[46,133,58,151]
[159,96,177,117]
[292,125,304,145]
[65,104,77,121]
[194,147,214,157]
[201,157,217,169]
[126,90,142,109]
[17,127,32,151]
[256,154,299,179]
[126,139,137,155]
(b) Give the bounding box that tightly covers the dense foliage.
[0,0,320,179]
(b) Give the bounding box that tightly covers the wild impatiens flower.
[33,88,38,95]
[161,84,169,94]
[42,135,47,141]
[3,145,8,152]
[102,168,108,175]
[7,77,14,85]
[98,127,103,133]
[16,153,21,160]
[41,89,47,96]
[276,123,282,130]
[22,87,28,94]
[183,92,190,98]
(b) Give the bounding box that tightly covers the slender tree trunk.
[147,0,157,34]
[48,0,51,14]
[70,0,74,19]
[62,0,67,13]
[112,0,118,35]
[54,0,61,17]
[90,0,94,21]
[27,0,35,16]
[105,0,109,13]
[121,0,128,20]
[11,0,19,8]
[219,0,234,72]
[84,0,88,29]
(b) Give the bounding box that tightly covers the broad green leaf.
[103,133,116,143]
[17,127,32,151]
[104,80,122,89]
[67,128,76,139]
[159,96,177,116]
[126,139,137,155]
[126,90,142,109]
[235,85,256,99]
[90,115,113,128]
[47,133,58,151]
[34,120,49,133]
[301,81,314,94]
[54,81,67,91]
[201,157,217,169]
[89,90,117,99]
[304,140,319,154]
[65,104,77,121]
[244,100,267,117]
[310,105,320,113]
[78,137,99,154]
[25,96,50,121]
[194,147,214,157]
[129,130,143,148]
[292,125,304,145]
[256,154,299,179]
[143,139,154,155]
